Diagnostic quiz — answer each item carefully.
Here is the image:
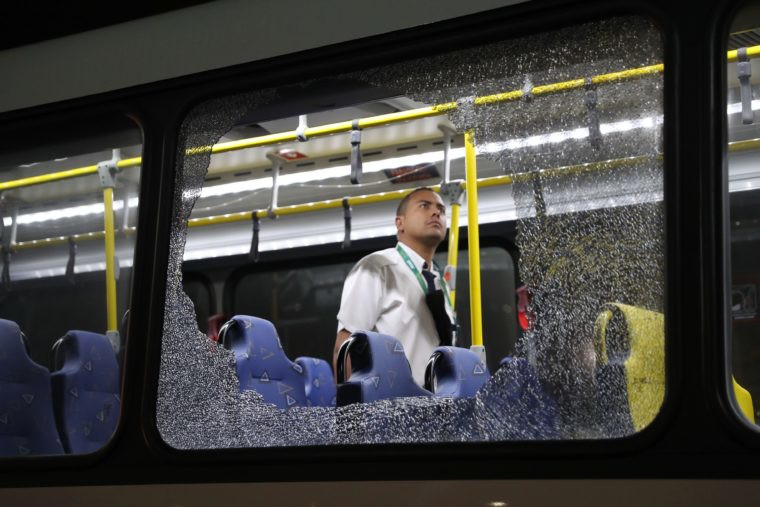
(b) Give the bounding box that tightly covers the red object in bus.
[207,314,229,342]
[516,285,533,331]
[275,150,308,161]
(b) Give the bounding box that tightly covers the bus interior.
[0,4,758,501]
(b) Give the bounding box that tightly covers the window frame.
[0,110,147,467]
[720,0,760,443]
[143,6,679,467]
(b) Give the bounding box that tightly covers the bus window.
[0,117,142,457]
[157,15,664,449]
[727,5,760,426]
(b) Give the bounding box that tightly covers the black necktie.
[422,261,452,346]
[421,262,436,294]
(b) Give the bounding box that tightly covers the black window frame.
[720,0,760,442]
[145,4,678,466]
[0,110,146,468]
[0,0,752,488]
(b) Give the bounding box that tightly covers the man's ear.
[395,215,404,233]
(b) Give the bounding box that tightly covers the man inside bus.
[333,187,454,386]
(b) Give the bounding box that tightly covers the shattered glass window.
[158,16,665,448]
[727,8,760,426]
[0,118,141,456]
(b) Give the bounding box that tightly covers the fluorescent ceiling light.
[727,99,760,115]
[200,116,663,199]
[197,149,467,199]
[12,114,666,225]
[479,116,662,153]
[2,197,139,226]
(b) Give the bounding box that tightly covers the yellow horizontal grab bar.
[0,157,142,192]
[8,152,663,252]
[727,44,760,62]
[729,138,760,152]
[13,227,136,251]
[3,43,760,193]
[195,63,664,155]
[8,153,658,251]
[188,153,657,227]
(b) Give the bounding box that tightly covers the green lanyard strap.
[396,244,453,311]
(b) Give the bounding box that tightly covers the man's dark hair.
[396,187,436,216]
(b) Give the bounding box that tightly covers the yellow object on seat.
[733,377,755,424]
[594,303,665,432]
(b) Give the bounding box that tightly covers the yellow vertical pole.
[103,187,118,332]
[464,130,483,348]
[447,202,461,307]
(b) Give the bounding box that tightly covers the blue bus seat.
[424,346,490,397]
[335,331,431,406]
[497,356,559,438]
[219,315,307,410]
[0,319,64,456]
[295,357,336,407]
[593,303,664,435]
[50,330,121,454]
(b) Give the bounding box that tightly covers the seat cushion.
[593,303,664,432]
[426,346,490,398]
[336,331,431,406]
[295,357,336,407]
[221,315,307,410]
[50,330,121,454]
[0,319,63,456]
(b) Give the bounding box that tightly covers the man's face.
[396,190,447,246]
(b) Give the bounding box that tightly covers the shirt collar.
[396,241,430,272]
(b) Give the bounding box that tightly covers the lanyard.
[395,244,453,311]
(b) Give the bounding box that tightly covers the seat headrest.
[51,331,120,391]
[594,303,664,366]
[425,346,489,398]
[593,303,664,432]
[295,357,336,407]
[219,315,307,409]
[336,331,431,406]
[220,315,284,361]
[0,319,46,379]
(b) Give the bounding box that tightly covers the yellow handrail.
[13,228,135,251]
[103,187,119,333]
[727,45,760,62]
[0,157,141,192]
[192,62,663,156]
[464,130,484,348]
[446,203,461,308]
[729,138,760,152]
[4,42,760,196]
[0,55,674,194]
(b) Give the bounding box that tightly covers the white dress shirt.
[337,241,453,385]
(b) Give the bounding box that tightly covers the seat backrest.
[295,357,336,407]
[593,303,664,434]
[336,331,431,406]
[425,346,490,398]
[219,315,307,410]
[497,356,559,439]
[0,319,63,456]
[50,330,121,454]
[733,377,755,424]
